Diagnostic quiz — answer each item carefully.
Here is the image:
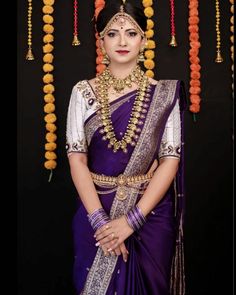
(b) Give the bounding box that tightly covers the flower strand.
[42,0,57,180]
[26,0,34,60]
[188,0,201,115]
[72,0,80,46]
[95,0,106,74]
[169,0,178,47]
[230,0,234,97]
[142,0,155,78]
[215,0,223,63]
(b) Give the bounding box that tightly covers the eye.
[128,31,138,37]
[107,32,116,37]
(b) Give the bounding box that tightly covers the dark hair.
[96,0,146,35]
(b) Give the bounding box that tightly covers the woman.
[66,0,186,294]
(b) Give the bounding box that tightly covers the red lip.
[116,50,130,54]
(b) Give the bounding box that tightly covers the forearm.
[137,158,179,217]
[69,154,103,215]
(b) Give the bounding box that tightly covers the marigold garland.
[142,0,155,78]
[95,0,106,74]
[42,0,57,181]
[26,0,34,60]
[188,0,202,116]
[230,0,234,96]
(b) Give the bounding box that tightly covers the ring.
[111,251,115,256]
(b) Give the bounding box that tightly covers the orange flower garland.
[143,0,155,78]
[42,0,57,181]
[188,0,201,115]
[95,0,106,74]
[230,0,234,96]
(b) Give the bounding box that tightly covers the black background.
[17,0,233,294]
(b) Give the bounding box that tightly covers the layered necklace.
[95,65,150,153]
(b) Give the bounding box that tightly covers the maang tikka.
[99,1,145,39]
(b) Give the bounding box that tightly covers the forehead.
[108,17,137,31]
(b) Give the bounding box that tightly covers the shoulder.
[148,77,158,85]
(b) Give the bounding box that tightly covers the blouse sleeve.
[158,97,181,160]
[66,84,88,156]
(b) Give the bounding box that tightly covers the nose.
[119,33,127,47]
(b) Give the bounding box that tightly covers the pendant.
[116,187,127,201]
[116,175,127,201]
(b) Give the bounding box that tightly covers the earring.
[137,48,145,63]
[101,48,110,65]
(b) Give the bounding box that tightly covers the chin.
[112,57,137,64]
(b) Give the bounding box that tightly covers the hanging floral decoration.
[72,0,80,46]
[95,0,106,74]
[169,0,178,47]
[26,0,34,60]
[188,0,201,116]
[42,0,57,181]
[230,0,234,96]
[215,0,223,63]
[142,0,155,78]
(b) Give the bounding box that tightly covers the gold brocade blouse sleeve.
[66,83,88,156]
[158,97,181,160]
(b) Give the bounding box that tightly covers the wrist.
[125,205,146,232]
[87,208,110,231]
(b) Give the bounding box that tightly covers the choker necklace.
[98,66,144,94]
[95,65,150,153]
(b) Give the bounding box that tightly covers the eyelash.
[107,32,138,38]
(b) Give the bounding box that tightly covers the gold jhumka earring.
[137,48,145,63]
[101,48,110,65]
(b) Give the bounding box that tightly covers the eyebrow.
[107,28,137,32]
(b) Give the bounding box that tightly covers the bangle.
[125,205,146,232]
[87,208,110,231]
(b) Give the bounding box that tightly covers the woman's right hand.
[101,242,129,262]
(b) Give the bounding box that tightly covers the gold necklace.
[95,66,150,153]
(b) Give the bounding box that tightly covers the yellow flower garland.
[42,0,56,181]
[142,0,155,78]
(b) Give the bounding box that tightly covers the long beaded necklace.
[95,66,150,153]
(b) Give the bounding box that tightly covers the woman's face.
[101,17,145,65]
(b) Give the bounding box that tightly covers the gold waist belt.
[91,172,154,201]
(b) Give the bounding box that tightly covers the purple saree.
[67,79,186,295]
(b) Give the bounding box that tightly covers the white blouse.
[66,81,181,159]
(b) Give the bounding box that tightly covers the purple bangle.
[87,208,110,231]
[125,205,146,232]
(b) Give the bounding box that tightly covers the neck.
[108,61,138,79]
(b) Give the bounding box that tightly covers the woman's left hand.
[94,215,134,252]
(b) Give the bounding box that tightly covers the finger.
[101,245,109,257]
[110,250,116,257]
[96,232,117,245]
[97,236,118,247]
[120,243,129,262]
[96,228,115,241]
[114,247,121,256]
[94,224,112,238]
[107,240,120,252]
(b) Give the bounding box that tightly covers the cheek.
[131,42,142,53]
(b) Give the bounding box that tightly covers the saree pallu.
[72,80,186,295]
